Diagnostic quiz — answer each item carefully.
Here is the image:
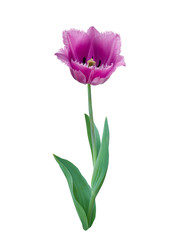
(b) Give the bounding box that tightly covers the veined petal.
[90,64,115,85]
[70,60,93,83]
[86,27,100,60]
[55,47,70,66]
[91,77,107,85]
[87,26,100,39]
[116,55,126,66]
[70,68,87,84]
[92,31,122,65]
[63,29,91,63]
[92,64,114,79]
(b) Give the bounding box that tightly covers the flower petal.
[70,60,92,83]
[92,64,114,79]
[87,26,100,39]
[86,27,100,61]
[91,77,107,85]
[55,47,70,66]
[92,31,122,66]
[70,68,87,84]
[116,55,126,66]
[63,29,91,63]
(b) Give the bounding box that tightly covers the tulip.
[55,26,125,85]
[54,27,125,230]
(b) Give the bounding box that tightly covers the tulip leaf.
[53,154,96,230]
[91,118,109,197]
[84,114,101,162]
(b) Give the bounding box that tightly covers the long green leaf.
[84,114,101,163]
[53,154,96,230]
[91,118,109,197]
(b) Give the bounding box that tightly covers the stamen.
[82,57,86,64]
[97,60,101,67]
[87,58,96,67]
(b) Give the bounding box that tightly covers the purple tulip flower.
[55,26,125,85]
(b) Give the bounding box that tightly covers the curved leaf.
[53,154,96,230]
[91,118,109,196]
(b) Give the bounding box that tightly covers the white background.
[0,0,180,239]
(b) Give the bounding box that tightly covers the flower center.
[87,58,96,67]
[82,57,102,67]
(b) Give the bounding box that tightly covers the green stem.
[87,84,97,165]
[87,84,97,226]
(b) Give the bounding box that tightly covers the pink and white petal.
[91,64,115,80]
[70,69,87,84]
[70,60,92,82]
[106,34,122,65]
[90,63,121,85]
[116,55,126,66]
[87,26,100,39]
[63,29,91,63]
[92,31,121,65]
[90,77,107,85]
[55,47,70,66]
[86,27,100,60]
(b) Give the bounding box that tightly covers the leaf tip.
[53,154,59,162]
[104,117,109,128]
[84,113,89,119]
